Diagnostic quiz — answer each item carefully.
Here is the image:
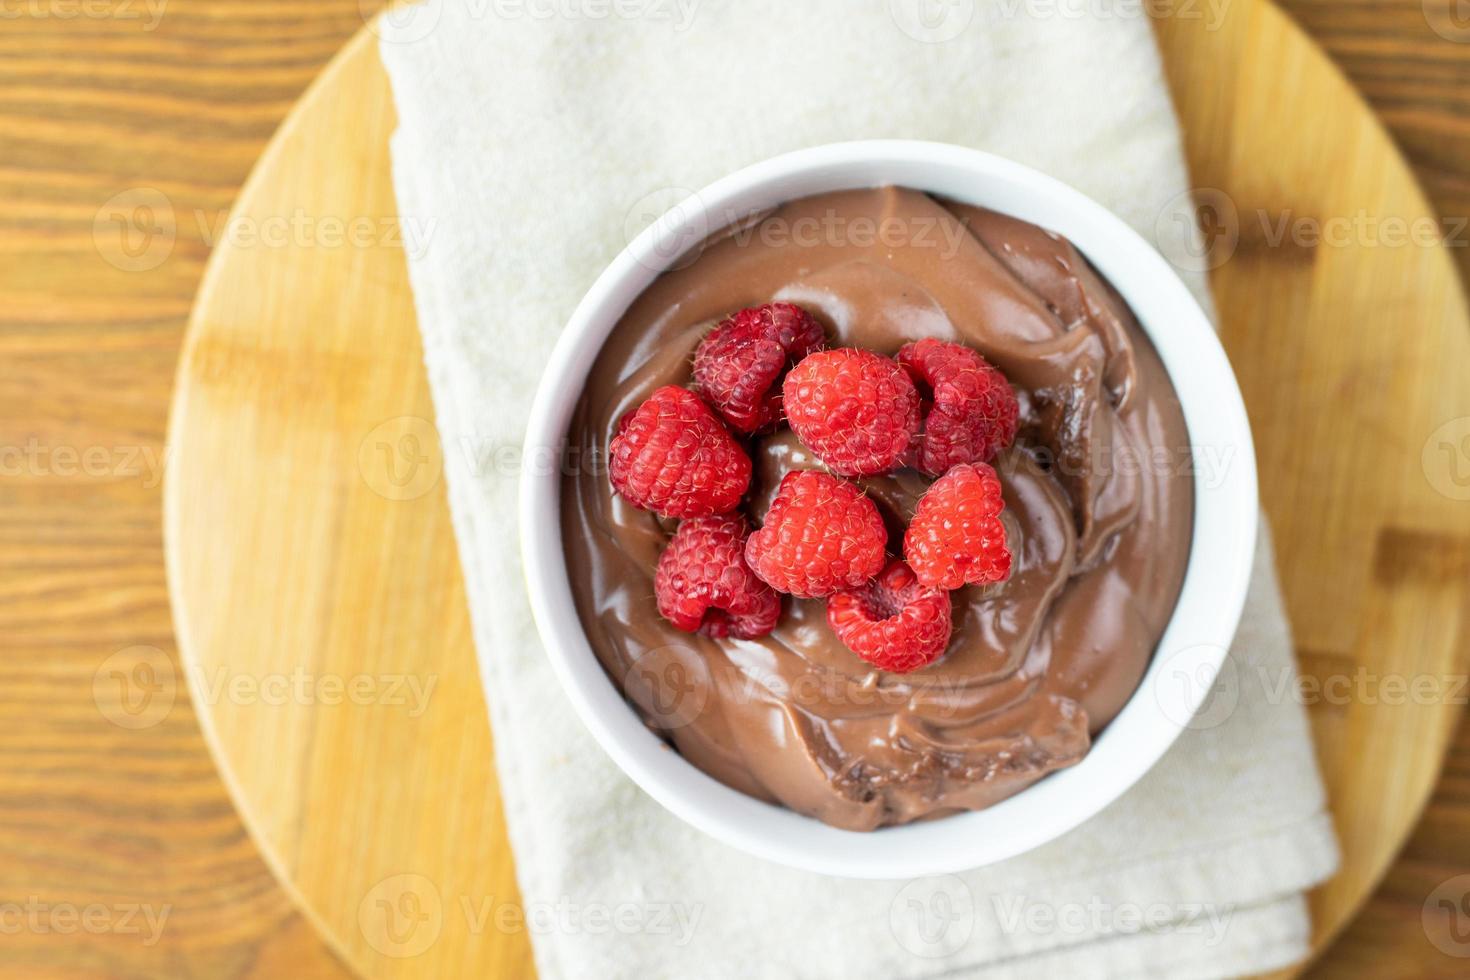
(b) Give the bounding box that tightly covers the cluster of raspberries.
[608,303,1018,674]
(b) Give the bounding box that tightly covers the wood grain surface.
[0,4,385,977]
[1155,7,1470,977]
[1,2,1467,979]
[165,25,534,978]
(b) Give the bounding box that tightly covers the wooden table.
[0,2,1465,977]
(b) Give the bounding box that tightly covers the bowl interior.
[521,140,1258,879]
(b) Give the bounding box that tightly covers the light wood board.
[165,5,1470,977]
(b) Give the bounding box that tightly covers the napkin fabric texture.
[379,2,1339,977]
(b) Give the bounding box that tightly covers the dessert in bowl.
[521,142,1257,878]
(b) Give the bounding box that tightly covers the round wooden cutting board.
[165,4,1470,978]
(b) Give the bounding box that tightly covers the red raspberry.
[904,463,1012,590]
[783,348,920,476]
[744,470,887,598]
[609,386,750,518]
[898,338,1018,476]
[693,303,825,433]
[827,560,952,673]
[655,515,780,639]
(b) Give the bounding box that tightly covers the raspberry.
[783,348,920,477]
[744,470,887,598]
[898,338,1018,476]
[655,515,780,639]
[904,462,1012,590]
[827,560,952,673]
[693,303,825,433]
[608,385,751,518]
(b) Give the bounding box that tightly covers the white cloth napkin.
[379,1,1340,976]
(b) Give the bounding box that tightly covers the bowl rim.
[519,139,1259,879]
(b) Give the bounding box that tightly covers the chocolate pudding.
[561,187,1193,831]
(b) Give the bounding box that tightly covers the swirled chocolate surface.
[560,187,1193,830]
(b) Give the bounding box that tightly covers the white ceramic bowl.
[520,141,1258,879]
